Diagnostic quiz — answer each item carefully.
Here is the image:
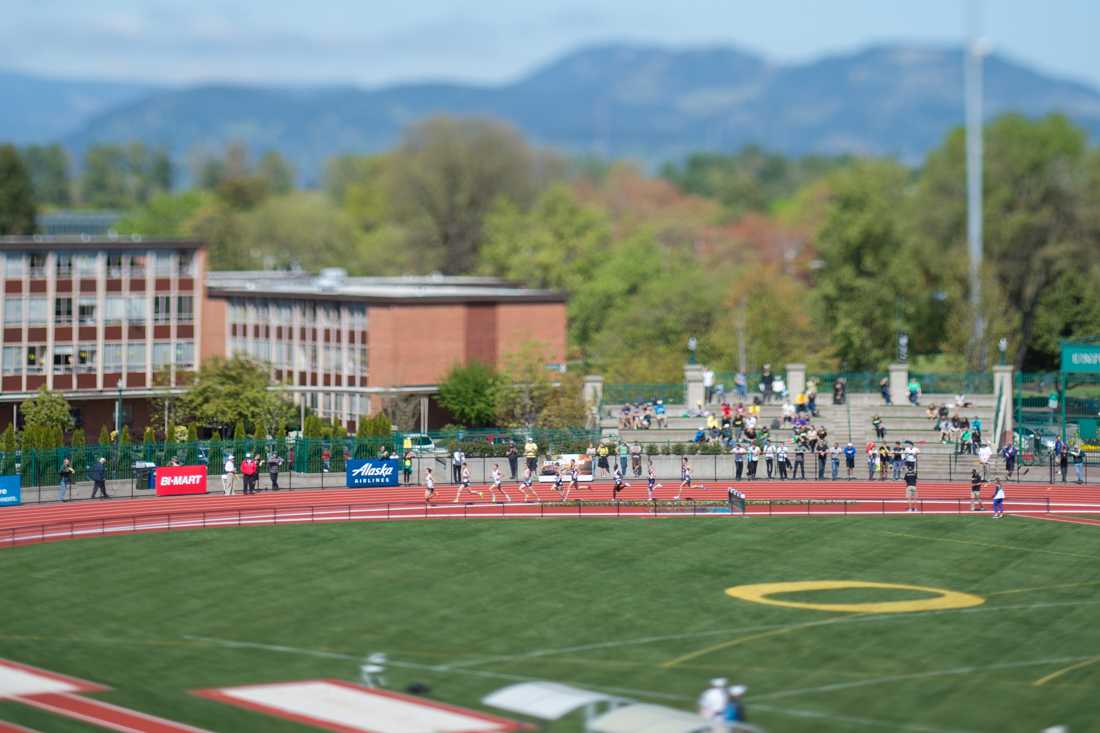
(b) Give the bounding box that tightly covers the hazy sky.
[3,0,1098,88]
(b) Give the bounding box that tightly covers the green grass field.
[1,517,1099,732]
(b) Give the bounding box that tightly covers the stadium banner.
[538,453,594,483]
[0,475,21,507]
[154,465,208,496]
[347,459,399,488]
[1061,342,1100,373]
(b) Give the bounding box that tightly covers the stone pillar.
[684,364,705,408]
[582,375,604,407]
[786,364,806,398]
[889,363,909,405]
[419,395,430,433]
[993,365,1014,448]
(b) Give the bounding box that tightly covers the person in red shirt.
[240,453,258,494]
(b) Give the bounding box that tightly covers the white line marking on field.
[751,702,977,733]
[435,599,1100,670]
[755,655,1100,701]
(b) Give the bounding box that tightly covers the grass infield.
[0,516,1098,731]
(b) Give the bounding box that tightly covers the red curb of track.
[1,481,1097,549]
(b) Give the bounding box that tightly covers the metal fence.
[602,383,685,406]
[908,372,994,394]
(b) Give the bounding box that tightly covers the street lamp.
[897,333,909,364]
[998,337,1008,366]
[687,337,697,365]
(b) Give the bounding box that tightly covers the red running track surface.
[1,480,1097,549]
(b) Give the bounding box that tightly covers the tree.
[20,388,74,435]
[20,144,72,206]
[174,356,294,436]
[388,116,557,273]
[479,184,611,291]
[495,342,556,427]
[437,361,502,428]
[237,192,366,272]
[80,143,172,209]
[811,160,918,369]
[115,190,213,237]
[539,371,589,429]
[233,420,246,443]
[915,114,1094,369]
[0,144,37,235]
[187,423,198,442]
[98,425,111,446]
[257,151,295,195]
[143,426,155,445]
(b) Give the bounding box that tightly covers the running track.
[1,480,1097,548]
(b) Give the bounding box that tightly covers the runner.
[488,463,511,503]
[904,463,919,512]
[612,463,630,499]
[991,478,1006,518]
[675,456,702,499]
[423,467,435,503]
[552,460,565,496]
[969,468,984,511]
[646,460,662,500]
[452,463,484,503]
[562,459,580,501]
[518,465,538,502]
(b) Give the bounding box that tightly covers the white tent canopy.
[481,681,624,720]
[587,703,709,733]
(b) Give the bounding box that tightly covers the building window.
[128,253,146,278]
[102,344,123,371]
[105,296,125,324]
[29,253,47,278]
[177,250,195,277]
[176,295,193,322]
[78,297,97,325]
[26,345,46,373]
[54,297,73,324]
[55,253,73,278]
[153,295,171,324]
[126,343,145,372]
[154,251,173,277]
[2,346,20,374]
[107,252,124,278]
[153,341,172,369]
[175,341,195,369]
[349,305,367,330]
[3,297,22,325]
[5,253,26,278]
[359,347,368,375]
[26,297,48,325]
[127,296,146,324]
[53,346,74,374]
[75,253,97,277]
[77,345,97,373]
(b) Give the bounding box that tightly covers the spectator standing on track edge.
[451,446,464,484]
[403,448,414,485]
[1071,443,1085,484]
[506,442,518,480]
[617,441,629,476]
[222,454,236,495]
[970,468,984,511]
[240,453,258,494]
[992,479,1006,518]
[267,450,283,490]
[89,456,109,499]
[523,436,539,475]
[698,678,729,732]
[844,442,856,479]
[904,464,919,512]
[59,457,74,502]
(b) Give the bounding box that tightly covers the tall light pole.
[965,1,989,369]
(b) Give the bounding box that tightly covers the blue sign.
[346,459,399,488]
[0,475,21,507]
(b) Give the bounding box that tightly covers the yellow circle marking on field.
[725,580,985,614]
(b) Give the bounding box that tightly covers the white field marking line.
[755,655,1100,701]
[178,635,688,701]
[181,636,978,733]
[750,702,977,733]
[434,599,1100,672]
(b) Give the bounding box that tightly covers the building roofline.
[0,236,203,251]
[206,285,566,305]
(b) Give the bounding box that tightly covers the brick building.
[203,269,566,427]
[0,236,205,434]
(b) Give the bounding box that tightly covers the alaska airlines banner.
[347,459,399,488]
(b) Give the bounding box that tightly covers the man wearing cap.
[697,677,728,731]
[240,453,258,494]
[725,685,748,727]
[89,456,109,499]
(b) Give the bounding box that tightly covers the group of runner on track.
[419,455,1010,517]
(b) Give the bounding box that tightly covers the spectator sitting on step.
[954,393,972,408]
[693,426,707,443]
[619,405,633,430]
[782,399,795,424]
[654,400,667,428]
[690,401,706,418]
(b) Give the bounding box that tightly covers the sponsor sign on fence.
[347,459,399,488]
[538,454,594,483]
[0,475,21,507]
[154,465,208,496]
[1062,342,1100,373]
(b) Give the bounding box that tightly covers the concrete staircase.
[600,393,998,481]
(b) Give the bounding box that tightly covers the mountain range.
[3,42,1100,181]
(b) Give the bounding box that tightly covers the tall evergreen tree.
[0,144,37,234]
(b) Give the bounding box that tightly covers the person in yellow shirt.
[596,442,611,478]
[523,438,538,473]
